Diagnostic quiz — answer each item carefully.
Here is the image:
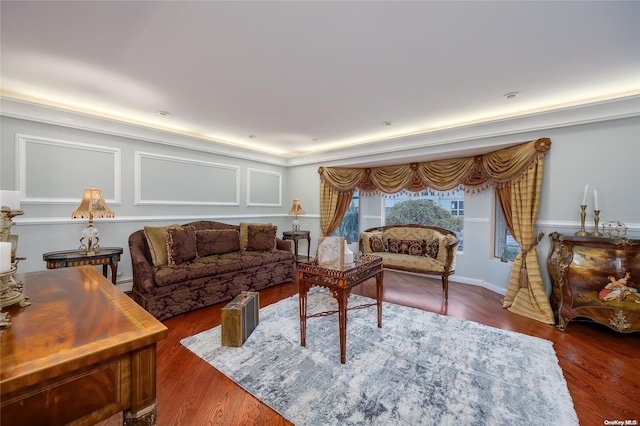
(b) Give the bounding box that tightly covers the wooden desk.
[298,255,383,364]
[43,247,123,284]
[0,267,168,425]
[282,231,311,262]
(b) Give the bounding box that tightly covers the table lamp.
[72,187,114,255]
[288,199,305,232]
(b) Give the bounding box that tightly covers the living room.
[1,1,639,425]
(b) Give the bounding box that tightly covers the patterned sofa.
[359,224,459,299]
[129,221,296,320]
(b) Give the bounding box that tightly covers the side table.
[282,230,311,263]
[43,247,123,285]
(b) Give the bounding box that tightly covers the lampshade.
[72,187,114,220]
[288,199,305,217]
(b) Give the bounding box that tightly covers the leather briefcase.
[221,292,259,347]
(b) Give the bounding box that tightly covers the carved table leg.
[298,272,308,347]
[376,270,384,328]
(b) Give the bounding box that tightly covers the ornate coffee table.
[298,254,383,364]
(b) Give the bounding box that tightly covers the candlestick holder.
[574,205,590,236]
[591,210,603,236]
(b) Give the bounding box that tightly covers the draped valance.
[318,138,551,195]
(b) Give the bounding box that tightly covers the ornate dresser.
[547,232,640,333]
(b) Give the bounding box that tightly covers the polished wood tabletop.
[1,266,168,425]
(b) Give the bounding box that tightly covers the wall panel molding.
[134,151,240,206]
[246,168,282,207]
[15,134,121,204]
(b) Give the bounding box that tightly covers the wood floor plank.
[99,271,639,426]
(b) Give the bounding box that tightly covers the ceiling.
[1,1,639,161]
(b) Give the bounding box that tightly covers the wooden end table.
[1,266,168,425]
[298,254,383,364]
[282,230,311,263]
[43,247,123,285]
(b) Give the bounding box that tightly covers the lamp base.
[79,224,100,255]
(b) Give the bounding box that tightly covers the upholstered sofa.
[129,220,297,320]
[359,224,459,299]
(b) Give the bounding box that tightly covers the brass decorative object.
[574,205,589,236]
[609,310,632,332]
[1,206,30,328]
[72,187,115,255]
[287,198,305,232]
[590,210,603,237]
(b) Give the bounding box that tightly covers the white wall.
[2,112,639,296]
[1,116,291,292]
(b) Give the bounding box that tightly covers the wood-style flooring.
[102,271,639,426]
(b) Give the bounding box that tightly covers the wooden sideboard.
[547,232,640,333]
[1,266,168,425]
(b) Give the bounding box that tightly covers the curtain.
[318,137,554,323]
[499,156,555,324]
[319,178,355,237]
[319,138,551,194]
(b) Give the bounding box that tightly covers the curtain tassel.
[519,232,544,289]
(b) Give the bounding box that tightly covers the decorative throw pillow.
[360,231,383,254]
[143,224,181,266]
[369,235,385,252]
[388,238,426,256]
[239,222,273,251]
[196,229,240,256]
[424,239,440,259]
[245,224,278,252]
[166,226,197,266]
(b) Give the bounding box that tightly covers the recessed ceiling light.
[158,111,171,117]
[383,121,393,126]
[248,135,256,138]
[313,138,319,142]
[503,92,519,100]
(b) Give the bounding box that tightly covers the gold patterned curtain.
[498,154,554,324]
[318,137,553,323]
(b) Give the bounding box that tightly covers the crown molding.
[2,94,639,168]
[0,96,290,166]
[286,94,640,167]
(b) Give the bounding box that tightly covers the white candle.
[0,190,21,210]
[594,188,598,210]
[0,242,11,273]
[582,184,589,206]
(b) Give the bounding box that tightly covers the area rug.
[181,289,578,425]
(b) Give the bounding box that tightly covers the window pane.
[384,191,464,250]
[332,190,360,243]
[495,195,520,261]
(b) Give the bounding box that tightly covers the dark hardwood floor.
[103,271,639,426]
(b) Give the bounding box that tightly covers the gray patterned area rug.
[181,289,578,426]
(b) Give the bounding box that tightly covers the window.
[451,200,464,216]
[331,191,360,243]
[384,191,464,250]
[494,196,520,261]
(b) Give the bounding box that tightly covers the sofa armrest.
[442,234,460,273]
[128,230,157,294]
[276,238,292,251]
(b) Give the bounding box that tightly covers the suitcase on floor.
[221,291,259,347]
